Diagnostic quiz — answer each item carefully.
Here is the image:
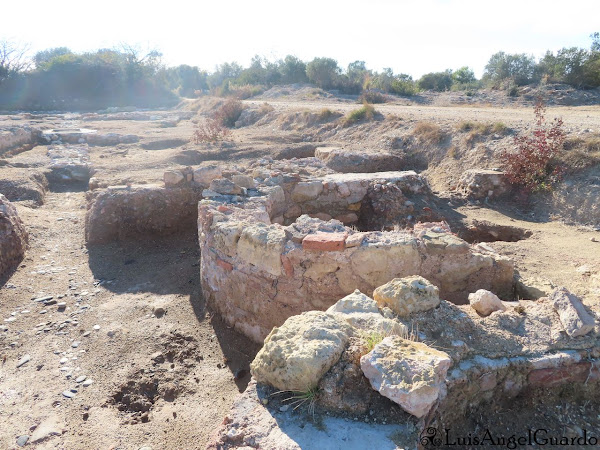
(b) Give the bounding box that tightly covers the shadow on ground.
[87,231,200,296]
[87,231,260,392]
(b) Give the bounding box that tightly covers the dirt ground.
[0,89,599,449]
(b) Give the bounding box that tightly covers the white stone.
[250,311,351,391]
[237,223,287,276]
[291,181,323,202]
[468,289,506,316]
[550,287,596,337]
[163,170,184,186]
[360,336,451,418]
[373,276,440,316]
[193,165,222,186]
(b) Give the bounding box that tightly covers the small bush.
[213,98,244,128]
[501,99,565,192]
[230,84,265,99]
[491,122,509,135]
[192,119,229,143]
[358,90,388,104]
[561,135,600,172]
[258,102,275,115]
[343,103,376,126]
[412,121,444,145]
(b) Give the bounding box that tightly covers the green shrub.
[342,103,376,126]
[358,90,388,104]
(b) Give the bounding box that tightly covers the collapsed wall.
[0,194,28,278]
[198,170,514,343]
[209,284,600,449]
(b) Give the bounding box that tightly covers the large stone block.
[291,181,323,202]
[360,336,451,418]
[237,223,287,276]
[373,276,440,316]
[251,311,352,391]
[550,287,596,337]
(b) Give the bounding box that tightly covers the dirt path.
[246,99,600,130]
[0,188,258,449]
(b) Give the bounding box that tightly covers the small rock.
[17,355,31,368]
[32,296,53,303]
[62,390,76,398]
[279,405,289,412]
[468,289,506,316]
[93,325,100,331]
[591,237,598,243]
[76,375,87,383]
[152,307,166,318]
[59,357,68,364]
[16,435,29,447]
[71,341,80,348]
[82,379,94,387]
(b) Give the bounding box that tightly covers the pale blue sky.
[4,0,598,77]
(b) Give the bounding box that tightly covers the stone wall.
[198,172,514,343]
[0,127,39,156]
[85,185,202,244]
[0,194,28,278]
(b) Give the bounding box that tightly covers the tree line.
[0,33,598,111]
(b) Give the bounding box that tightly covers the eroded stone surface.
[85,185,201,244]
[250,311,351,391]
[360,336,452,418]
[0,194,28,278]
[550,287,596,337]
[457,169,510,199]
[373,276,440,316]
[315,147,405,173]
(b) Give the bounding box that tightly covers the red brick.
[216,259,233,271]
[302,233,347,252]
[281,255,294,277]
[527,362,594,387]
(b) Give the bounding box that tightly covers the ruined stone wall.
[0,127,39,155]
[0,194,28,278]
[85,185,202,244]
[198,174,514,343]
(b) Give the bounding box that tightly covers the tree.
[0,40,30,83]
[33,47,71,69]
[483,51,536,86]
[452,66,476,85]
[279,55,307,84]
[418,70,453,91]
[306,57,340,89]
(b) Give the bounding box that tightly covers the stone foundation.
[0,127,39,156]
[198,170,514,343]
[209,289,600,449]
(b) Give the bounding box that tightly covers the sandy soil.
[0,90,599,448]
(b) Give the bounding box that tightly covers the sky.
[3,0,599,78]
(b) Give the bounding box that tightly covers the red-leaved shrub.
[501,99,565,192]
[192,119,230,143]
